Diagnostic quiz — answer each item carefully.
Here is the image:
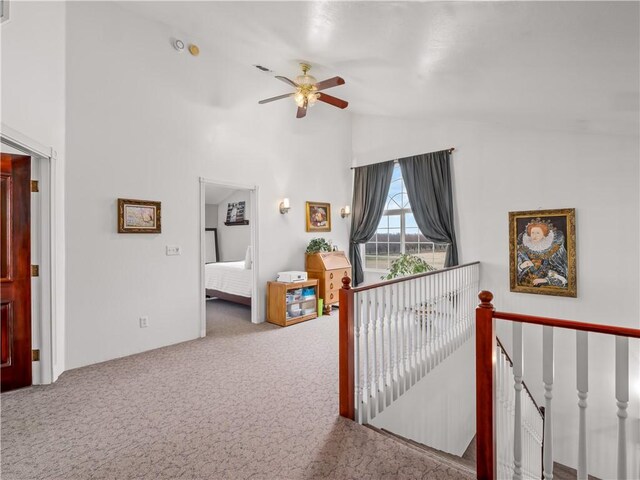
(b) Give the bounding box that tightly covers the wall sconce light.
[279,198,291,214]
[341,205,351,218]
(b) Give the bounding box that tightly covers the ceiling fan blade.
[317,93,349,109]
[258,92,294,104]
[276,76,299,88]
[314,76,345,91]
[296,99,308,119]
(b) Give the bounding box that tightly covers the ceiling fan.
[258,63,348,119]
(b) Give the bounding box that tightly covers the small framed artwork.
[306,201,331,232]
[509,208,576,297]
[225,201,249,226]
[118,198,161,234]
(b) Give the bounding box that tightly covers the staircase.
[338,273,639,479]
[372,428,602,480]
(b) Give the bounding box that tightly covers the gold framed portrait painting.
[509,208,576,297]
[118,198,161,234]
[306,201,331,232]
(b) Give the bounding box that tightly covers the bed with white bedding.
[205,261,252,305]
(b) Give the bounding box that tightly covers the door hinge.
[32,349,40,362]
[31,180,39,192]
[31,265,39,277]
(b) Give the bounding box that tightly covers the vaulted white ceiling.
[119,1,639,136]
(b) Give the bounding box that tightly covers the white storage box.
[277,271,308,283]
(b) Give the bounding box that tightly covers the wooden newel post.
[476,290,496,480]
[339,276,355,420]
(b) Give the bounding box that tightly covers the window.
[364,164,448,271]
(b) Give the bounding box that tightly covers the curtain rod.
[351,148,455,170]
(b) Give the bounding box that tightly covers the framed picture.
[509,208,576,297]
[118,198,161,234]
[225,201,249,226]
[306,201,331,232]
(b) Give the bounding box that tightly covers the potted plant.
[305,238,333,254]
[382,253,435,280]
[383,254,437,326]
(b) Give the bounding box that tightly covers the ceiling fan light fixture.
[307,92,320,106]
[258,62,347,118]
[294,91,306,107]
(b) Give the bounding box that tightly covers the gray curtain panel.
[349,161,394,286]
[399,150,459,267]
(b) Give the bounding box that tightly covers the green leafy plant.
[306,238,332,254]
[383,254,436,280]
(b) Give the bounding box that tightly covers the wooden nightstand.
[266,279,319,327]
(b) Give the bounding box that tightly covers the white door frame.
[199,177,260,334]
[1,124,62,384]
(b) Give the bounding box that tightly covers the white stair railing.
[475,291,640,480]
[348,262,480,424]
[496,336,544,480]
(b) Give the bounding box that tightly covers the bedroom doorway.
[199,178,259,335]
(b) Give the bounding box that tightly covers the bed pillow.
[244,246,252,269]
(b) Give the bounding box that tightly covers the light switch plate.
[166,246,182,256]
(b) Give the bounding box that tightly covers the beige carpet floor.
[1,300,474,479]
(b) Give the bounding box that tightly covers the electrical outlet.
[166,246,182,256]
[139,316,149,328]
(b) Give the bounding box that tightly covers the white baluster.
[417,277,423,379]
[445,270,451,355]
[369,289,378,419]
[428,276,433,362]
[576,331,588,480]
[497,346,503,477]
[354,292,361,423]
[437,271,443,362]
[396,281,403,394]
[376,288,385,414]
[616,336,629,480]
[403,280,411,391]
[361,291,370,423]
[417,279,422,372]
[412,278,417,383]
[390,283,396,400]
[380,286,389,411]
[448,270,453,354]
[383,285,391,408]
[408,278,415,387]
[543,326,554,480]
[513,322,523,480]
[456,267,462,348]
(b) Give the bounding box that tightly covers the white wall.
[1,1,67,379]
[217,190,250,261]
[204,204,218,229]
[64,2,351,369]
[352,114,639,479]
[370,338,476,456]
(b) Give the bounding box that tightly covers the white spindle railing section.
[476,292,640,480]
[496,337,544,480]
[352,262,480,424]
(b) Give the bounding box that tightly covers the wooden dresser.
[306,251,352,314]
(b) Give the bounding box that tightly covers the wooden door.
[1,154,32,392]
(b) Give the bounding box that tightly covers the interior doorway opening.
[1,131,58,386]
[199,178,259,336]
